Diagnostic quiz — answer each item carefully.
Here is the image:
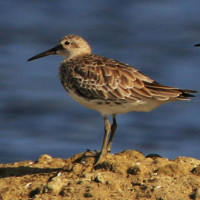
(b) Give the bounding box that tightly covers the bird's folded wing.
[64,55,196,102]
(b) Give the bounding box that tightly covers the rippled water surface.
[0,1,200,163]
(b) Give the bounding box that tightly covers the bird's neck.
[66,52,91,61]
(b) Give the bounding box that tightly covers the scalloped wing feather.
[59,55,196,102]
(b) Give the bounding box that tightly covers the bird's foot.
[93,150,108,167]
[77,149,108,168]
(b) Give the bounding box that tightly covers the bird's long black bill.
[27,46,58,61]
[194,43,200,47]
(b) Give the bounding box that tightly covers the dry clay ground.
[1,150,200,200]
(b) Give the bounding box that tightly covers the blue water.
[0,1,199,163]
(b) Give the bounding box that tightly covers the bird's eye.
[65,41,70,45]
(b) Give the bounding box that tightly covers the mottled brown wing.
[61,55,196,102]
[61,55,153,101]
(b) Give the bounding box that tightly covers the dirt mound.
[0,150,200,200]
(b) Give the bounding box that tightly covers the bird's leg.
[94,116,111,166]
[107,114,117,153]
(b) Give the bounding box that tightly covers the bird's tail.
[176,89,197,100]
[145,81,197,101]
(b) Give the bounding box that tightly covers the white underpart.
[67,88,163,117]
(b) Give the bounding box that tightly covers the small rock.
[84,189,93,198]
[47,176,64,194]
[191,166,200,176]
[189,188,200,199]
[156,163,183,176]
[118,150,145,160]
[72,163,84,174]
[76,180,83,185]
[60,187,74,197]
[93,173,106,184]
[84,192,93,198]
[127,166,140,175]
[29,188,40,198]
[36,154,53,164]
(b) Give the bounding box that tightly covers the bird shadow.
[0,166,64,178]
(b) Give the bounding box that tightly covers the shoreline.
[1,150,200,199]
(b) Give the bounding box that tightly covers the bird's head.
[27,35,92,61]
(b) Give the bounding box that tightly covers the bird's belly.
[67,89,162,116]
